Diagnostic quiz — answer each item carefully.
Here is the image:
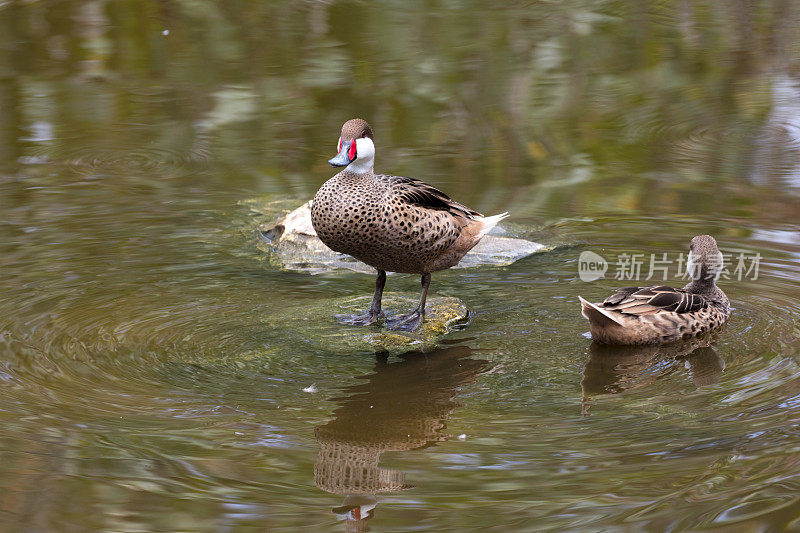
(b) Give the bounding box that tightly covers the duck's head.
[686,235,724,283]
[328,118,375,173]
[332,495,377,523]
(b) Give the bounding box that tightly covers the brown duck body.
[579,235,731,345]
[312,170,493,275]
[580,284,730,345]
[313,117,507,331]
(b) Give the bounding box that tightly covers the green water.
[1,1,800,531]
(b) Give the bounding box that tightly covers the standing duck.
[579,235,730,345]
[311,118,508,331]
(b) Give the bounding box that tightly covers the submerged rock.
[255,200,545,274]
[329,295,468,353]
[256,294,469,354]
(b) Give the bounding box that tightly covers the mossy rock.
[260,295,469,355]
[354,296,469,351]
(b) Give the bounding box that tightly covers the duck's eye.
[362,132,368,138]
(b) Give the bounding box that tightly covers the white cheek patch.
[346,137,375,174]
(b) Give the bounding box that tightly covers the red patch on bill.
[348,139,357,160]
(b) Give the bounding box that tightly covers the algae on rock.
[259,294,469,354]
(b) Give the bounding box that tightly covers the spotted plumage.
[313,173,485,274]
[311,118,508,331]
[579,235,730,345]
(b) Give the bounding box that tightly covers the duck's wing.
[601,285,708,316]
[385,175,481,219]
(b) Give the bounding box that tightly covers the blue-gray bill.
[328,140,354,167]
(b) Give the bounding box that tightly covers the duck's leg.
[335,270,386,326]
[386,273,430,332]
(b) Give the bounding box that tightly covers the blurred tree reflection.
[0,0,798,219]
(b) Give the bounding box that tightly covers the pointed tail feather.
[579,296,624,328]
[475,212,509,238]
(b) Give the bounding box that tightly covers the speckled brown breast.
[311,172,466,274]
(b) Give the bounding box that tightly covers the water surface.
[1,1,799,531]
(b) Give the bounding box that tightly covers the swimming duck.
[579,235,730,345]
[311,118,508,331]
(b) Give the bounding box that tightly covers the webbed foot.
[335,311,383,326]
[385,309,424,331]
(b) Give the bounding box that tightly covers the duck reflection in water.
[581,333,725,416]
[314,345,491,531]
